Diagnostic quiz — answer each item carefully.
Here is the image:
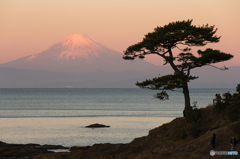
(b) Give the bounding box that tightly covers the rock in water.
[85,123,110,128]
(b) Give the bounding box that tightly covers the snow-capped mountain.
[28,34,110,61]
[1,34,239,88]
[0,34,160,73]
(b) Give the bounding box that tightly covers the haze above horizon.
[0,0,239,66]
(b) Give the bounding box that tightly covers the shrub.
[227,94,240,122]
[188,101,202,122]
[213,102,227,113]
[189,108,202,122]
[236,83,240,94]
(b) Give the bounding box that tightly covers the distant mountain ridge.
[0,65,239,88]
[0,34,239,88]
[0,67,159,88]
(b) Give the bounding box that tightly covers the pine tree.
[123,20,233,120]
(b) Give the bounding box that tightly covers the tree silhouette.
[123,20,233,120]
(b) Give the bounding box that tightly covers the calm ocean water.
[0,88,236,147]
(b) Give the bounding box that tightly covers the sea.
[0,88,236,147]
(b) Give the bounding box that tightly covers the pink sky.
[0,0,239,66]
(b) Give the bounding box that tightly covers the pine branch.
[207,65,228,70]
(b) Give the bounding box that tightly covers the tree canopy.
[123,19,233,118]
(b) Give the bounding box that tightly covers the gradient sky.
[0,0,239,66]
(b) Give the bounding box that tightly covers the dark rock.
[70,146,91,151]
[0,141,68,158]
[85,123,110,128]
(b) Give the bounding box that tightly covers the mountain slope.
[1,66,239,88]
[189,66,240,88]
[0,67,158,88]
[0,34,161,73]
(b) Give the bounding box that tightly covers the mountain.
[0,34,172,88]
[0,67,161,88]
[1,65,239,88]
[189,65,240,88]
[1,34,239,88]
[0,34,161,73]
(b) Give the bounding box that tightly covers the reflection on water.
[0,117,174,147]
[49,149,70,152]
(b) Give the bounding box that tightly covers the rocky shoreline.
[1,110,240,159]
[0,141,69,158]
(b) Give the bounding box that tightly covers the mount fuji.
[0,34,168,87]
[1,34,239,88]
[0,34,160,73]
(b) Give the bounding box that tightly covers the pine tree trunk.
[182,83,191,122]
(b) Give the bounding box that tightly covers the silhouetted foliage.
[123,19,233,119]
[211,84,240,122]
[214,102,227,113]
[227,91,240,122]
[236,84,240,94]
[189,107,202,123]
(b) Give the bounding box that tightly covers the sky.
[0,0,240,67]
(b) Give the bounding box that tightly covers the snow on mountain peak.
[28,34,110,61]
[61,34,96,47]
[56,34,103,60]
